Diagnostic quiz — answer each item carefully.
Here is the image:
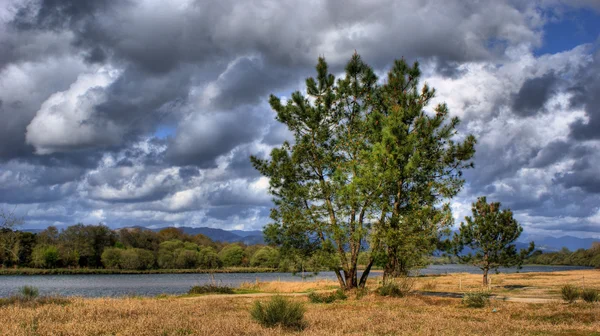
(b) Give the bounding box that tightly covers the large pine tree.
[252,54,476,289]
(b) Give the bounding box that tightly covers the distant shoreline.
[0,264,592,276]
[0,267,279,276]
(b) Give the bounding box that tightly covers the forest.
[0,224,284,271]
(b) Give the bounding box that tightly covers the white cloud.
[25,67,122,154]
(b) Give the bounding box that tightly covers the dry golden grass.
[412,269,600,299]
[1,291,599,335]
[239,279,339,293]
[1,270,599,335]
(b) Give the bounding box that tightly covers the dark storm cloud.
[569,52,600,140]
[11,0,112,31]
[2,0,599,235]
[512,72,559,117]
[165,108,267,167]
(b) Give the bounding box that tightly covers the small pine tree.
[453,197,535,285]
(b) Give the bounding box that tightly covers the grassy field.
[0,270,598,335]
[411,269,600,300]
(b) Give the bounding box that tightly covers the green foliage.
[188,284,234,295]
[19,286,39,299]
[252,54,475,289]
[250,296,306,330]
[307,289,347,303]
[101,247,123,268]
[31,245,60,268]
[453,197,535,285]
[219,244,245,267]
[119,248,155,270]
[462,291,491,308]
[377,277,414,297]
[561,284,580,303]
[250,247,280,268]
[526,242,600,268]
[581,288,599,303]
[198,247,222,269]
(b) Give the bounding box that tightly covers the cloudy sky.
[1,0,599,238]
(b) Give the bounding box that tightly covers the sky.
[1,0,599,239]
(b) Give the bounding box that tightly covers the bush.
[462,291,491,308]
[188,284,234,295]
[561,284,580,303]
[307,289,347,304]
[250,296,306,330]
[378,278,414,297]
[20,286,39,299]
[581,288,599,303]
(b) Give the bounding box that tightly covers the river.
[0,264,590,298]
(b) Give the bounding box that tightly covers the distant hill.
[524,236,598,252]
[153,226,265,245]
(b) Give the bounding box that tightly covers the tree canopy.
[452,196,535,285]
[252,53,476,289]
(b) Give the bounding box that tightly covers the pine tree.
[252,54,475,289]
[453,196,535,285]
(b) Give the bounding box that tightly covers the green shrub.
[307,289,347,304]
[250,296,306,330]
[188,284,234,295]
[462,291,491,308]
[19,286,39,299]
[377,278,413,298]
[581,288,599,303]
[561,284,580,303]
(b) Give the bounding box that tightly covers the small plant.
[307,289,347,304]
[561,284,579,303]
[250,296,306,330]
[462,291,491,308]
[355,287,369,300]
[19,286,39,299]
[188,284,234,295]
[581,288,599,303]
[378,277,414,297]
[421,280,437,291]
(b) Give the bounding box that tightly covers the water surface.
[0,264,590,298]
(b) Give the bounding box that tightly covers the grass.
[561,284,580,303]
[0,267,278,276]
[250,295,306,330]
[188,284,235,295]
[581,288,599,303]
[411,269,600,300]
[0,286,69,308]
[1,290,599,335]
[462,291,491,308]
[239,279,339,293]
[307,289,347,303]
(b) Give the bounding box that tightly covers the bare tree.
[0,207,24,266]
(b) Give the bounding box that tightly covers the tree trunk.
[359,258,374,288]
[482,268,489,286]
[333,269,346,289]
[344,266,357,290]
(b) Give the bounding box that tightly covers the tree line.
[526,244,600,268]
[0,222,285,271]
